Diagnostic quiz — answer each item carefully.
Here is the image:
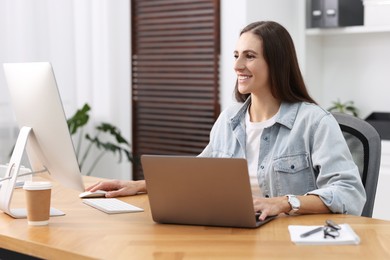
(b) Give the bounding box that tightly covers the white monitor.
[1,62,84,218]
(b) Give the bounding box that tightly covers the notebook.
[141,155,276,228]
[288,224,361,245]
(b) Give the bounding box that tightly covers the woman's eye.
[233,54,238,60]
[246,54,255,59]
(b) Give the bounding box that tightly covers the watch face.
[289,195,300,209]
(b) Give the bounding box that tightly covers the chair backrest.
[332,112,381,217]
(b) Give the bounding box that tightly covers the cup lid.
[23,181,52,190]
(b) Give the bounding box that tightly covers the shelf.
[306,25,390,36]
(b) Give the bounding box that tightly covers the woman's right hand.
[85,179,147,198]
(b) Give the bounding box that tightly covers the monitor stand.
[0,126,65,218]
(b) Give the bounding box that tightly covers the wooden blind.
[131,0,220,179]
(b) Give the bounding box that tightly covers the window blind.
[131,0,220,179]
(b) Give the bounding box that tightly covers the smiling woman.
[199,21,366,221]
[86,21,366,223]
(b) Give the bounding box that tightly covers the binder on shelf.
[308,0,364,28]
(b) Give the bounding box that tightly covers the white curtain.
[0,0,131,180]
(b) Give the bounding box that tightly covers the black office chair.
[332,112,381,217]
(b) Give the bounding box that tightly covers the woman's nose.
[234,58,245,71]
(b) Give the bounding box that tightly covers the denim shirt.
[199,98,366,215]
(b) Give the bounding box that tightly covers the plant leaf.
[67,104,91,135]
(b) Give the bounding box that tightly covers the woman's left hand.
[253,196,289,221]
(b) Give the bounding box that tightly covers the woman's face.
[234,32,270,96]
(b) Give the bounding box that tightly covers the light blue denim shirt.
[199,98,366,215]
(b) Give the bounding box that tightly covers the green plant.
[67,103,133,176]
[327,99,359,117]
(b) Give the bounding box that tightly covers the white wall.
[219,0,247,110]
[0,0,131,180]
[306,33,390,119]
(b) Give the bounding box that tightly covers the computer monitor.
[1,62,85,218]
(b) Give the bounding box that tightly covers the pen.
[300,226,323,238]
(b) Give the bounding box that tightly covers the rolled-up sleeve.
[307,114,366,215]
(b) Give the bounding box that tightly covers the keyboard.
[82,198,144,214]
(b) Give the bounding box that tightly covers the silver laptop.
[141,155,276,228]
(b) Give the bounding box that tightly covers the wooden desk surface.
[1,176,390,260]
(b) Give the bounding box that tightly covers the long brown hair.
[234,21,316,104]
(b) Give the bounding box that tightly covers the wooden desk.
[1,176,390,260]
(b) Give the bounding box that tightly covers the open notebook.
[141,155,276,228]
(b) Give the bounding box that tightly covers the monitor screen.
[3,62,84,192]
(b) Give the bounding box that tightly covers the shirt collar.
[229,96,301,130]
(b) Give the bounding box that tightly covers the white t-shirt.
[245,109,277,197]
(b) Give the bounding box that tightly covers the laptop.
[141,155,276,228]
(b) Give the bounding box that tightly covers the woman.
[86,21,366,221]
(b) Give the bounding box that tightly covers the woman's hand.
[253,196,290,221]
[85,180,147,198]
[253,195,331,221]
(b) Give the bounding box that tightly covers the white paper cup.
[23,181,52,226]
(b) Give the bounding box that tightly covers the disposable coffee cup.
[23,181,52,226]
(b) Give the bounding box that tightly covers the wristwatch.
[286,195,300,215]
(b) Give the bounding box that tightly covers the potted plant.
[67,103,134,176]
[327,99,359,117]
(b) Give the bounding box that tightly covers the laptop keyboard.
[82,198,144,214]
[255,213,277,226]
